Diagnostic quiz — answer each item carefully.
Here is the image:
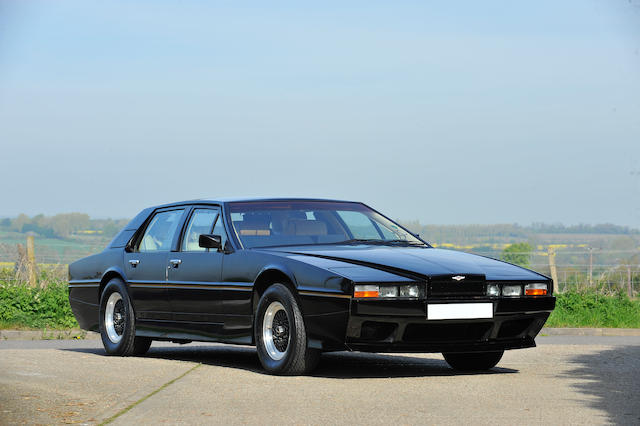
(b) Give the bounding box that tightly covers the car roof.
[152,197,360,209]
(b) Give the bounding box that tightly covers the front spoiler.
[346,336,536,353]
[343,297,554,353]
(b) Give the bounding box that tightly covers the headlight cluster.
[486,283,548,297]
[354,284,421,299]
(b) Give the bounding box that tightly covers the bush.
[546,290,640,328]
[0,280,78,329]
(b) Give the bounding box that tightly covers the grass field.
[0,230,108,264]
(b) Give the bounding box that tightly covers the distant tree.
[501,242,533,268]
[102,220,123,238]
[10,213,31,233]
[50,213,90,238]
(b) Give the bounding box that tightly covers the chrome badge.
[452,275,466,281]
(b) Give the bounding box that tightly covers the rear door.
[125,208,186,321]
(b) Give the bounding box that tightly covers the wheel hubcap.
[105,292,125,343]
[262,301,290,360]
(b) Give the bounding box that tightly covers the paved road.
[1,337,639,425]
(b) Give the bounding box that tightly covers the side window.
[182,209,219,252]
[212,214,228,250]
[139,209,184,252]
[336,210,381,239]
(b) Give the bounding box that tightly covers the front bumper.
[345,296,555,353]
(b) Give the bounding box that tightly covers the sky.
[1,1,639,227]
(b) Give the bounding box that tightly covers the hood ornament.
[452,275,466,281]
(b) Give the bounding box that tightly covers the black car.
[69,198,555,375]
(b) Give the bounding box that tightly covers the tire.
[99,278,151,356]
[254,284,320,375]
[443,350,504,371]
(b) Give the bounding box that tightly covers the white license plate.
[427,303,493,320]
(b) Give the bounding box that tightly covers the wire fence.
[0,240,638,296]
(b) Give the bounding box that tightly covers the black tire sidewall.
[443,350,504,371]
[254,284,304,374]
[99,278,136,355]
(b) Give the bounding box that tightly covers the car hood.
[260,245,548,282]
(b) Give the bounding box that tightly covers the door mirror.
[199,234,222,250]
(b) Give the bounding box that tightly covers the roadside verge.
[0,329,100,340]
[2,328,640,340]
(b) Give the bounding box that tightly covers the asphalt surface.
[1,337,639,425]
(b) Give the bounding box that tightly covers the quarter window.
[139,209,184,252]
[212,214,228,251]
[182,209,219,252]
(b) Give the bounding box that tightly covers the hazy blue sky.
[1,1,639,226]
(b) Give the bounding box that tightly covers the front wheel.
[99,278,151,356]
[443,350,504,371]
[254,284,319,375]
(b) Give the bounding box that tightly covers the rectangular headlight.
[399,285,420,298]
[525,283,548,296]
[379,286,399,297]
[502,285,522,296]
[486,284,500,297]
[354,284,421,298]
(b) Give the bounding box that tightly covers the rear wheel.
[443,351,504,371]
[99,278,151,356]
[254,284,319,375]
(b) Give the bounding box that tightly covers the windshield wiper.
[330,239,425,247]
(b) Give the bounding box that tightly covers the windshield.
[228,201,426,249]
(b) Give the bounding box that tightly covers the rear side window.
[139,209,184,252]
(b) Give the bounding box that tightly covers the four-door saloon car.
[69,198,555,375]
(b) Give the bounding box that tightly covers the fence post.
[588,247,593,287]
[628,265,633,298]
[26,235,37,287]
[548,246,558,294]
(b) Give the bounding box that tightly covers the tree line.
[0,213,129,239]
[1,213,638,241]
[401,221,639,244]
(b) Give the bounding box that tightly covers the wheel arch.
[252,266,298,314]
[99,267,128,301]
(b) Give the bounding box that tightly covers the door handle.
[129,259,140,268]
[169,259,182,268]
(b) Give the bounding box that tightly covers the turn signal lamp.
[354,285,379,298]
[525,283,548,296]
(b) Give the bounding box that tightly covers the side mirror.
[199,234,222,250]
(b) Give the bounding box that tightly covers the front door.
[167,208,224,331]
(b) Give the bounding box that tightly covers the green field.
[0,230,110,264]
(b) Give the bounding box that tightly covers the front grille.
[403,322,493,343]
[428,274,486,298]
